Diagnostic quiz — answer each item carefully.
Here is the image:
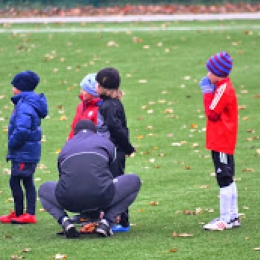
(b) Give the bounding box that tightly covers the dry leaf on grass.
[238,105,246,110]
[60,115,67,121]
[172,232,193,237]
[242,168,254,172]
[149,201,159,206]
[54,254,67,260]
[21,248,30,253]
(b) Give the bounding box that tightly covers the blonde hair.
[98,85,123,100]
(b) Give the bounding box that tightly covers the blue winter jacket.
[7,91,48,163]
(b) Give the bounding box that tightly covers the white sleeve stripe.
[209,84,226,110]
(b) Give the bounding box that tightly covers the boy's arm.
[105,105,135,155]
[199,77,220,121]
[8,110,32,149]
[203,94,220,121]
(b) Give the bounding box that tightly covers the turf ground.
[0,19,260,259]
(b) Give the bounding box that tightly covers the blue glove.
[199,77,215,94]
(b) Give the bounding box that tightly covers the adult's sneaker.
[11,213,37,224]
[203,218,232,231]
[95,219,113,237]
[112,224,130,233]
[231,218,241,228]
[62,217,80,239]
[0,211,17,224]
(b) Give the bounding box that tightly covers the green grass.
[0,20,260,259]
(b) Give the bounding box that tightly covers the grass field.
[0,19,260,260]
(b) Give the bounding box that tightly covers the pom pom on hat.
[11,70,40,91]
[80,73,98,97]
[206,51,233,77]
[96,67,120,90]
[74,119,97,135]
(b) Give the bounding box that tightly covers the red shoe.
[11,213,37,224]
[0,211,17,224]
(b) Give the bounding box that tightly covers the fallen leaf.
[139,79,147,83]
[149,201,159,206]
[60,115,67,121]
[172,143,181,147]
[164,108,173,114]
[179,233,193,237]
[238,105,246,110]
[190,123,198,129]
[133,37,143,42]
[200,185,210,189]
[21,248,30,253]
[172,232,193,237]
[107,41,118,47]
[242,168,254,172]
[54,254,67,260]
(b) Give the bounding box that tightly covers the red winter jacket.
[68,94,102,139]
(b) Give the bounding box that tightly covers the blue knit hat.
[80,73,98,97]
[11,70,40,91]
[206,51,233,77]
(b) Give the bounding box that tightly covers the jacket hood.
[11,92,48,119]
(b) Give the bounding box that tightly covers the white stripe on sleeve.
[209,83,226,110]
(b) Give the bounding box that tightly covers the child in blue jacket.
[0,70,48,224]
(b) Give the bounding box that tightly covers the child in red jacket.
[199,51,240,231]
[68,74,102,140]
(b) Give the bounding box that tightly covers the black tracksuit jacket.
[97,96,135,155]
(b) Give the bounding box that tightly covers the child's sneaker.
[95,219,113,237]
[62,217,80,239]
[203,218,232,231]
[0,211,17,224]
[112,224,130,233]
[231,217,241,228]
[11,213,37,224]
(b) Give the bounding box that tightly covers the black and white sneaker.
[95,219,113,237]
[62,217,80,239]
[231,217,241,228]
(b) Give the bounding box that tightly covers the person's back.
[56,128,116,212]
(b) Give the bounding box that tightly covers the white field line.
[0,25,260,34]
[0,13,260,23]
